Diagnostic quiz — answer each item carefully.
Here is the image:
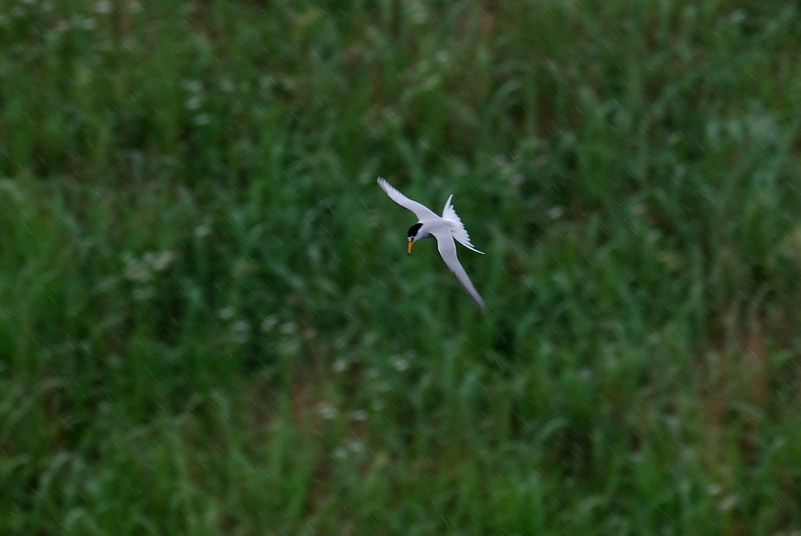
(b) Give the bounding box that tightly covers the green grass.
[2,0,801,534]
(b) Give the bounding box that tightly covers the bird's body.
[377,177,486,310]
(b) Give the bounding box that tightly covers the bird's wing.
[377,177,437,220]
[434,231,486,310]
[441,194,484,254]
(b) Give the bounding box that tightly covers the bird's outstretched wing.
[377,177,437,220]
[434,231,486,310]
[441,194,484,254]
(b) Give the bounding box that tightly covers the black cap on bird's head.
[407,223,423,255]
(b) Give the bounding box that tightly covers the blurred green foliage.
[2,0,801,534]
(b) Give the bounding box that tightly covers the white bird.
[377,177,486,310]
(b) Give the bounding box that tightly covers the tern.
[377,177,486,310]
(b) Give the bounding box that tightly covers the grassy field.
[2,0,801,534]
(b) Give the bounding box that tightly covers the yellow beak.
[407,240,414,255]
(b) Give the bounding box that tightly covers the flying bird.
[377,177,486,310]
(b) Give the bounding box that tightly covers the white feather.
[441,194,484,254]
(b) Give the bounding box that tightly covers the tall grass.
[2,0,801,534]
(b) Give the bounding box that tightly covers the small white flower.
[193,113,211,126]
[93,0,111,13]
[718,494,738,512]
[124,258,151,282]
[350,410,368,422]
[347,440,365,454]
[279,322,297,335]
[547,206,565,219]
[186,95,202,110]
[316,403,337,420]
[194,223,211,238]
[260,316,278,333]
[151,250,175,271]
[391,355,409,372]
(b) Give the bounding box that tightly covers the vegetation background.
[2,0,801,534]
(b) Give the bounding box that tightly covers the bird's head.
[407,223,423,254]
